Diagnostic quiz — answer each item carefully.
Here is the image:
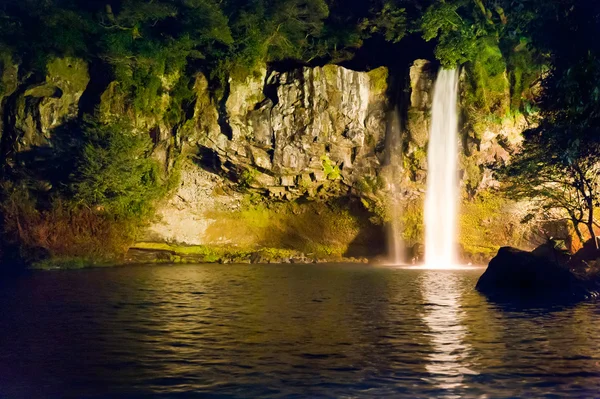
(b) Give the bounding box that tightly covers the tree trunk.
[587,222,598,249]
[572,221,585,247]
[586,201,598,249]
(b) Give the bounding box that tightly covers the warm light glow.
[420,271,478,391]
[402,264,480,270]
[374,262,482,270]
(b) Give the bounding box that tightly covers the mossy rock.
[0,53,19,99]
[367,67,388,96]
[322,64,339,84]
[461,155,483,195]
[200,198,384,258]
[459,190,534,260]
[46,57,90,92]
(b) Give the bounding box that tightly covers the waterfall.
[424,69,459,267]
[384,108,404,264]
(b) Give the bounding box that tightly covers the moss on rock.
[368,67,388,96]
[459,190,533,263]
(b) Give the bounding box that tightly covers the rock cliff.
[145,65,389,253]
[186,65,389,199]
[0,55,540,263]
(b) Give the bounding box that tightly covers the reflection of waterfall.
[384,108,404,264]
[420,271,476,394]
[425,69,459,268]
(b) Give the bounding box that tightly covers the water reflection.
[419,271,477,395]
[1,265,600,398]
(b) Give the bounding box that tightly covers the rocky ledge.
[476,245,600,303]
[125,243,369,265]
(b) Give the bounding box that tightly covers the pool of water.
[1,263,599,398]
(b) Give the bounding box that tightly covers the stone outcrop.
[0,55,542,262]
[476,246,600,302]
[142,65,390,248]
[187,65,389,200]
[7,58,89,154]
[404,60,527,197]
[0,54,19,144]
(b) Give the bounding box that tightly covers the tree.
[499,132,600,247]
[67,119,163,218]
[498,0,600,248]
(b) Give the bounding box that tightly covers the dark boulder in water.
[476,246,600,303]
[568,238,600,272]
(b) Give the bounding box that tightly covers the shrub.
[67,119,163,218]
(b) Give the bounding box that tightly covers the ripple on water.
[0,264,599,398]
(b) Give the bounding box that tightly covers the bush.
[0,184,135,262]
[0,118,169,263]
[67,119,163,218]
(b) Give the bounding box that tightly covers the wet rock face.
[11,58,89,152]
[194,65,389,199]
[407,59,435,149]
[404,59,528,196]
[0,56,19,153]
[0,56,538,256]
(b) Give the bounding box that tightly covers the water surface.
[1,263,599,398]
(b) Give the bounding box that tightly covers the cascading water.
[424,69,459,268]
[384,109,404,265]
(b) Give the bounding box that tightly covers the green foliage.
[0,184,137,262]
[0,0,596,267]
[468,38,508,110]
[165,75,196,125]
[238,168,260,188]
[505,39,543,111]
[0,0,549,111]
[95,0,232,113]
[321,155,341,180]
[420,0,549,118]
[421,0,480,68]
[0,116,174,263]
[497,129,600,244]
[495,1,600,245]
[68,120,163,218]
[359,2,407,43]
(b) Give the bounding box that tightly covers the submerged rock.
[476,246,600,303]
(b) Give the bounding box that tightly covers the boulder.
[531,240,571,267]
[476,246,600,302]
[568,238,600,271]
